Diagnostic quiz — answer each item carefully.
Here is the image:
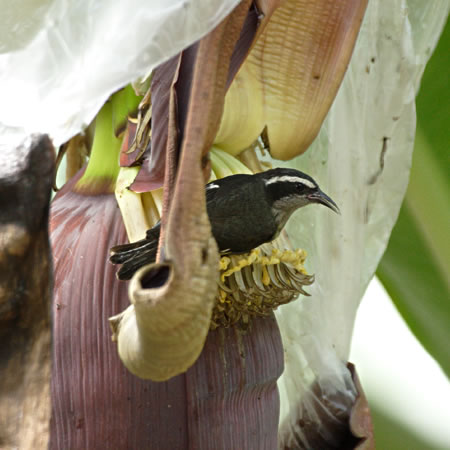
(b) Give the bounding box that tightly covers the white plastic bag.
[0,0,240,148]
[275,1,448,446]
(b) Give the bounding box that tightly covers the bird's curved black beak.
[309,190,340,214]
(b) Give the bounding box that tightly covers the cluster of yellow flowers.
[212,240,314,330]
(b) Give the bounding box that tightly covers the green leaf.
[377,20,450,377]
[370,403,443,450]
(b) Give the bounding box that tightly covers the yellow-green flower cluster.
[212,238,314,330]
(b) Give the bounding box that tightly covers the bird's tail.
[110,238,158,280]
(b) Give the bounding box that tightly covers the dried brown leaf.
[348,363,375,449]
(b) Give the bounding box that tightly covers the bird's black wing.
[109,222,161,279]
[205,174,276,253]
[205,174,253,205]
[116,247,158,280]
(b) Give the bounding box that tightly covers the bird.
[110,168,340,280]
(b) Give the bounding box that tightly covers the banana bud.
[215,0,368,159]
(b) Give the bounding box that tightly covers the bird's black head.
[260,168,340,216]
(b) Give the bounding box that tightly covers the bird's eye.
[296,183,306,191]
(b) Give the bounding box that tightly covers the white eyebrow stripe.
[265,175,316,189]
[206,183,220,190]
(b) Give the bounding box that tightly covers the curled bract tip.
[110,237,219,381]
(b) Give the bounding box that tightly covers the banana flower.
[0,0,447,448]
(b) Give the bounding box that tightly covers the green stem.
[75,86,141,195]
[112,85,142,136]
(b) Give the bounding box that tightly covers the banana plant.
[0,0,447,448]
